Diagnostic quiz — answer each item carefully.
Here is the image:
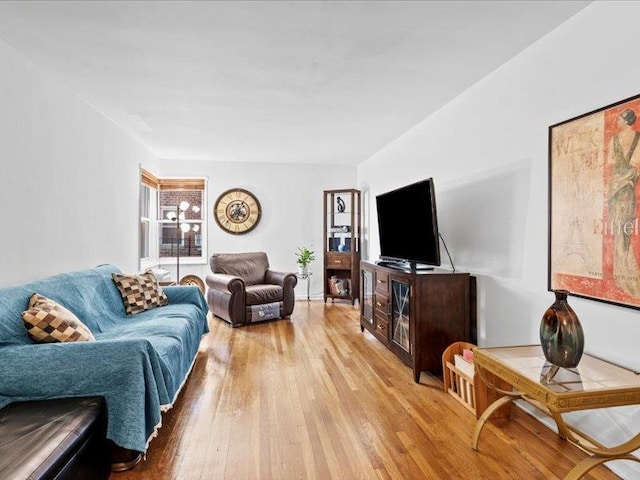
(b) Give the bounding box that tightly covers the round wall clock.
[213,188,262,235]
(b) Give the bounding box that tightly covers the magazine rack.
[442,341,511,419]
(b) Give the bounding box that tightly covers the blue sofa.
[0,264,209,455]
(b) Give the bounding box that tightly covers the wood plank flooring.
[110,301,620,480]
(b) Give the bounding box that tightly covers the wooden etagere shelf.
[323,189,361,305]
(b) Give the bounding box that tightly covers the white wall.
[157,159,356,299]
[0,38,158,288]
[358,2,640,476]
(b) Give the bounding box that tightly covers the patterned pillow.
[22,293,95,343]
[111,270,169,315]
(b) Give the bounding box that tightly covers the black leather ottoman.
[0,397,109,480]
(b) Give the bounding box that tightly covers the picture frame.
[549,92,640,310]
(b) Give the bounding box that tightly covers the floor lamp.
[166,201,200,283]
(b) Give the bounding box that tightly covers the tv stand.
[360,260,476,382]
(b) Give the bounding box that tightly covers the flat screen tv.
[375,178,441,270]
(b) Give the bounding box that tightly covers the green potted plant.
[295,246,315,275]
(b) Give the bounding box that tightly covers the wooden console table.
[472,345,640,479]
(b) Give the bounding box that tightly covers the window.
[140,185,151,259]
[159,207,177,246]
[158,178,206,261]
[139,169,158,267]
[139,171,207,267]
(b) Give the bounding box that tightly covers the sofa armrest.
[205,274,244,294]
[265,270,298,288]
[162,285,208,314]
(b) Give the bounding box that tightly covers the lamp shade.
[180,222,191,233]
[179,201,190,211]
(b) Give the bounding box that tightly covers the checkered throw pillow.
[111,270,169,315]
[22,293,95,343]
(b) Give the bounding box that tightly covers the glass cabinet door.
[362,269,374,325]
[391,280,410,352]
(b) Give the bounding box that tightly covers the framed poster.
[549,93,640,309]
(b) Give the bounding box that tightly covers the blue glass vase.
[540,290,584,368]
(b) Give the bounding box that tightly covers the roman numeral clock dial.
[213,188,262,235]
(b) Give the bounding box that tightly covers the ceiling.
[0,1,590,165]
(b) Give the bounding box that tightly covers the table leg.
[471,394,520,450]
[306,275,310,301]
[565,454,640,480]
[547,410,640,479]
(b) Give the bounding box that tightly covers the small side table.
[472,345,640,479]
[296,272,312,301]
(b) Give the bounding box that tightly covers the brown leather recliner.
[206,252,297,327]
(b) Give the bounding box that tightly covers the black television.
[375,178,441,270]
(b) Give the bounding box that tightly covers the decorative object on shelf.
[213,188,261,235]
[179,274,205,294]
[328,276,350,296]
[336,196,345,213]
[295,246,315,275]
[540,289,584,368]
[327,237,351,252]
[166,201,201,282]
[549,92,640,310]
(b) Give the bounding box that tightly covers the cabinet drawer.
[375,311,390,326]
[374,318,389,342]
[375,273,389,295]
[375,294,390,316]
[326,252,351,269]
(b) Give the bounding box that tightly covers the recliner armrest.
[205,273,245,293]
[265,270,297,288]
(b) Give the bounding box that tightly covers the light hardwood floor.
[110,301,620,480]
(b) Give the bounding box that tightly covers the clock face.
[214,188,262,235]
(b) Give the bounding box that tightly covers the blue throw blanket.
[0,264,209,453]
